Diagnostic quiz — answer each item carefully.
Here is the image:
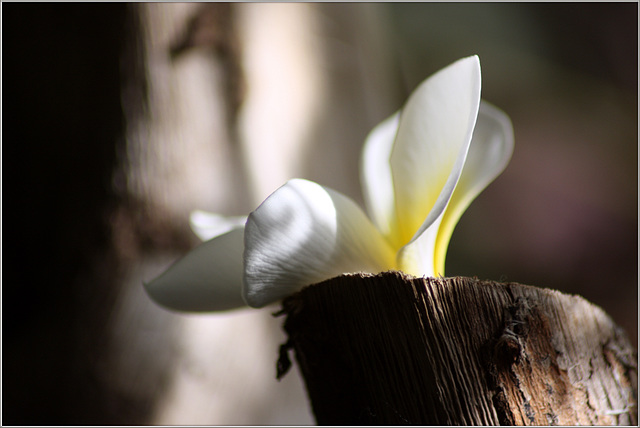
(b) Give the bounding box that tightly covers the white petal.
[432,101,514,275]
[389,56,482,248]
[189,210,247,241]
[360,112,400,238]
[396,216,442,278]
[243,179,396,308]
[144,228,247,312]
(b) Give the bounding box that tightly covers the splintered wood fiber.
[279,271,637,426]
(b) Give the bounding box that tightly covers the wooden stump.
[277,271,637,425]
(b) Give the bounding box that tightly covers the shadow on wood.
[277,271,637,425]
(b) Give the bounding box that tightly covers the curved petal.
[360,112,400,238]
[396,215,442,278]
[243,179,396,308]
[143,228,247,312]
[389,56,482,249]
[189,210,247,241]
[433,101,514,275]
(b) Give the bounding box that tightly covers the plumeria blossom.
[145,56,514,312]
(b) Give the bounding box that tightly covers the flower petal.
[395,216,442,278]
[360,112,400,238]
[389,56,482,248]
[143,228,247,312]
[433,101,514,275]
[243,179,396,308]
[189,210,247,241]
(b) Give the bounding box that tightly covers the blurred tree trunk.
[114,3,399,425]
[117,3,397,425]
[279,273,637,425]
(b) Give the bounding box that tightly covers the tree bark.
[277,271,637,425]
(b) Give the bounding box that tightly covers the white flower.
[144,56,514,312]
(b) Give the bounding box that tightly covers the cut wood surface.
[278,272,637,425]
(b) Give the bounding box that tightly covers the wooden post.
[277,271,637,425]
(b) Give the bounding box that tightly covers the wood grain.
[278,271,637,425]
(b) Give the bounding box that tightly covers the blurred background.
[3,3,637,425]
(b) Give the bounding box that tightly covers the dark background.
[3,3,133,424]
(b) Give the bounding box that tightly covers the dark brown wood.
[277,271,637,425]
